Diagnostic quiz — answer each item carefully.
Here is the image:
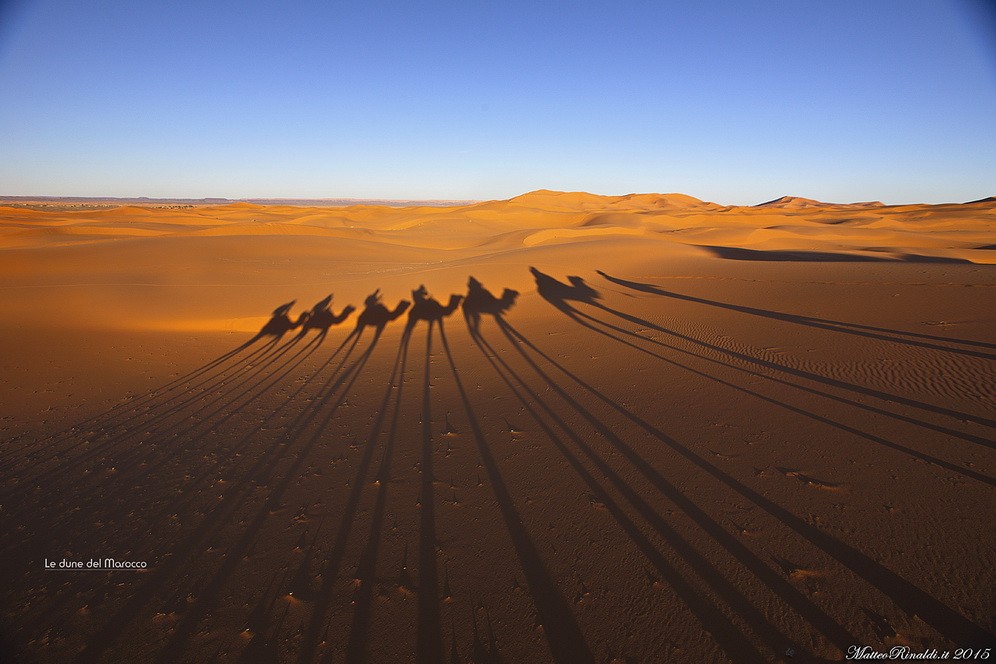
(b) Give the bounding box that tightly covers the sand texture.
[0,191,993,663]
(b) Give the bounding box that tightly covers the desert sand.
[0,190,993,663]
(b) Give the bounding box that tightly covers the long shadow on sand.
[6,275,992,662]
[1,309,288,478]
[285,290,415,664]
[1,309,344,536]
[530,269,994,452]
[464,280,857,661]
[409,286,462,664]
[701,245,974,265]
[536,278,996,486]
[342,285,463,664]
[4,330,361,662]
[144,294,403,664]
[342,284,513,663]
[596,270,995,357]
[527,272,996,488]
[1,296,358,494]
[0,293,406,663]
[438,279,595,664]
[523,268,994,648]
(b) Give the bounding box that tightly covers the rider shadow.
[349,289,411,343]
[295,294,356,344]
[461,276,519,337]
[529,266,601,325]
[403,284,463,339]
[241,300,306,349]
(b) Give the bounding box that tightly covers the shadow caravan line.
[523,269,994,647]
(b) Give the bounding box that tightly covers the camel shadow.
[352,289,410,341]
[295,294,356,342]
[530,266,599,306]
[403,284,462,338]
[529,269,996,486]
[242,300,307,347]
[528,267,602,328]
[462,276,519,336]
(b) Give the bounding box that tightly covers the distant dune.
[0,195,478,208]
[2,189,991,273]
[754,195,885,209]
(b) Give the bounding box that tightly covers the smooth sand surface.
[0,191,993,662]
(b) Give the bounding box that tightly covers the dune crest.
[3,190,989,266]
[755,195,885,209]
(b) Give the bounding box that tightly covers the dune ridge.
[2,189,992,261]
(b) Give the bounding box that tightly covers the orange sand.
[0,191,993,662]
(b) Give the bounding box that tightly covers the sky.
[0,0,994,204]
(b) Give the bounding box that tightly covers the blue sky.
[1,0,993,204]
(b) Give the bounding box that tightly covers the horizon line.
[1,190,994,208]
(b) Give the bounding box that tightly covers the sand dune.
[755,196,884,210]
[0,191,993,662]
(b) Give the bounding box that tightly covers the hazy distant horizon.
[1,188,993,208]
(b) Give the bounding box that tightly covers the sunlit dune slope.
[3,190,991,256]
